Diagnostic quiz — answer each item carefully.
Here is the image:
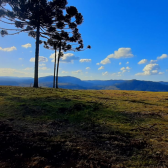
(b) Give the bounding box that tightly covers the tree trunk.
[56,42,61,89]
[53,48,57,88]
[33,2,40,88]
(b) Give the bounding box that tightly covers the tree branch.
[0,20,15,24]
[0,27,22,31]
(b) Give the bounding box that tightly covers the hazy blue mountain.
[84,80,125,86]
[159,81,168,85]
[0,81,19,86]
[0,76,33,83]
[1,76,168,92]
[115,79,168,92]
[38,76,94,88]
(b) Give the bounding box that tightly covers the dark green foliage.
[0,29,8,36]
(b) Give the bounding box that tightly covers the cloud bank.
[135,63,162,76]
[0,46,17,52]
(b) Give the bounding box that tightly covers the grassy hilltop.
[0,86,168,167]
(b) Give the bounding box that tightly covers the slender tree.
[44,29,91,89]
[43,5,90,89]
[56,40,62,88]
[55,29,91,89]
[44,39,59,88]
[53,43,57,88]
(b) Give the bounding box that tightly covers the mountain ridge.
[0,76,168,91]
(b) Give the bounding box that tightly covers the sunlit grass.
[0,86,168,167]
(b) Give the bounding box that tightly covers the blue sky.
[0,0,168,81]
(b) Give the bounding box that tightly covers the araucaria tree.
[0,0,55,87]
[43,5,91,89]
[0,0,83,88]
[44,27,85,88]
[44,29,91,88]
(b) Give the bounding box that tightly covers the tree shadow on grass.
[1,96,164,167]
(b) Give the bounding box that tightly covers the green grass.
[1,86,168,167]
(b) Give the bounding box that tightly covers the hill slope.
[0,86,168,167]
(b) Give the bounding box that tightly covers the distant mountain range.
[1,76,168,92]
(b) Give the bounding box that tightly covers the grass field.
[0,86,168,167]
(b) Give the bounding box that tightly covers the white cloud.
[120,66,131,73]
[62,71,68,74]
[126,66,131,70]
[102,71,108,76]
[0,68,32,77]
[79,59,91,63]
[98,66,104,70]
[135,63,161,76]
[30,51,32,53]
[49,52,59,63]
[0,46,17,52]
[62,53,79,63]
[120,67,125,71]
[96,63,100,65]
[39,64,46,67]
[22,43,31,48]
[72,70,82,74]
[143,63,160,72]
[107,48,134,59]
[138,59,148,64]
[126,61,129,64]
[100,48,134,65]
[30,56,48,62]
[159,72,164,75]
[136,72,149,76]
[19,58,23,60]
[39,73,53,77]
[157,54,168,60]
[86,72,88,74]
[39,67,50,70]
[119,62,121,65]
[100,58,111,64]
[24,67,33,70]
[86,67,90,70]
[150,60,157,63]
[50,52,79,63]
